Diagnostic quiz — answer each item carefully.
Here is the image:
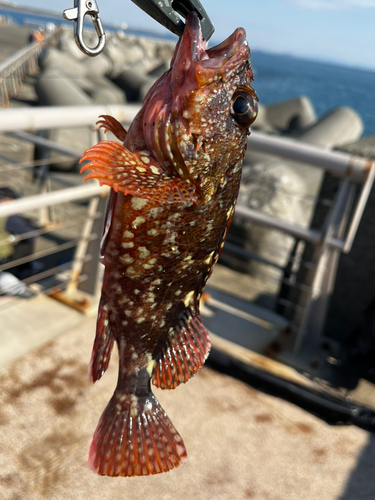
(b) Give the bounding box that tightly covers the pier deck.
[0,294,374,500]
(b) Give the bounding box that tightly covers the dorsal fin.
[96,115,127,142]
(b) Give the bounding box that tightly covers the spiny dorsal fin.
[96,115,127,142]
[80,141,197,204]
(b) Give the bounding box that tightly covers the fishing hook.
[63,0,106,57]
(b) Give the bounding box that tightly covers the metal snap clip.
[63,0,106,57]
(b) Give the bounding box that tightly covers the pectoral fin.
[80,141,197,204]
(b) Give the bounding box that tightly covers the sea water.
[251,51,375,137]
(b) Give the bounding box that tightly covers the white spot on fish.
[123,230,134,239]
[120,254,133,265]
[148,207,163,218]
[118,296,129,305]
[169,213,181,220]
[150,165,160,175]
[204,251,215,264]
[122,242,134,249]
[131,197,148,210]
[184,290,195,307]
[133,216,145,226]
[227,205,235,218]
[138,246,150,258]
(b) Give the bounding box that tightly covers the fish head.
[140,11,258,203]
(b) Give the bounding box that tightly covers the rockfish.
[80,11,257,477]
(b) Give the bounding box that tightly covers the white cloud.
[295,0,375,10]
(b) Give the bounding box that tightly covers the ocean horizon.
[1,3,374,137]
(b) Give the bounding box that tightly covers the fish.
[80,11,258,477]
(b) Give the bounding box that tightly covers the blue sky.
[8,0,375,70]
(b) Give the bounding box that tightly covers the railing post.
[77,194,107,296]
[66,195,100,295]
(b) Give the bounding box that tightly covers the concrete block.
[34,69,93,171]
[252,103,276,133]
[35,68,92,106]
[112,68,155,102]
[89,77,126,104]
[300,107,364,148]
[147,60,169,78]
[58,30,87,61]
[131,58,164,76]
[39,48,86,78]
[81,52,113,78]
[104,41,144,77]
[265,96,317,131]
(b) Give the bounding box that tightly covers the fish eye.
[231,86,258,127]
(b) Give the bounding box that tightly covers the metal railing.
[0,27,61,106]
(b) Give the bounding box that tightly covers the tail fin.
[89,391,187,476]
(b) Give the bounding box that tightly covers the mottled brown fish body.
[103,166,241,359]
[80,11,258,476]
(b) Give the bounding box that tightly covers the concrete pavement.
[0,294,374,499]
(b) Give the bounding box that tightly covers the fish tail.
[88,390,187,476]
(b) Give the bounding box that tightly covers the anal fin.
[96,115,127,142]
[80,141,197,204]
[89,392,187,476]
[152,311,211,390]
[89,299,114,383]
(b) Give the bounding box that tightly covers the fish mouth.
[203,27,247,69]
[171,12,249,88]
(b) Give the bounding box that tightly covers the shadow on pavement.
[338,433,375,500]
